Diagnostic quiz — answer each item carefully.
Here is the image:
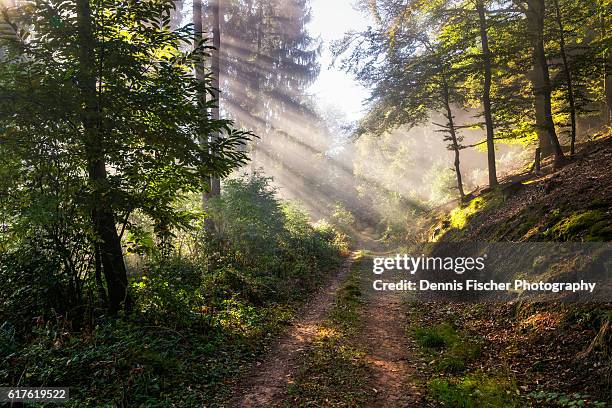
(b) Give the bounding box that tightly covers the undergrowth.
[0,174,349,406]
[412,323,482,374]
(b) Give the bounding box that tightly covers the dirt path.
[357,258,422,407]
[226,256,355,407]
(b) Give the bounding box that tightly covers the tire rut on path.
[358,257,422,407]
[226,255,355,408]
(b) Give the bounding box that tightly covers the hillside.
[429,133,612,243]
[402,135,612,406]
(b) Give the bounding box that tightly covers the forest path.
[227,253,423,407]
[226,255,356,407]
[357,256,422,407]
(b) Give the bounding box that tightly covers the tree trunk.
[525,0,565,164]
[76,0,130,315]
[475,0,498,187]
[604,3,612,123]
[552,0,577,156]
[251,1,263,173]
[534,147,542,175]
[606,56,612,123]
[193,0,211,207]
[93,242,108,305]
[210,0,221,197]
[442,79,465,200]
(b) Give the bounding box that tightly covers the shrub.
[131,257,208,329]
[1,172,348,406]
[0,245,79,336]
[203,173,346,293]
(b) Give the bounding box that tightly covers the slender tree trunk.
[525,0,565,165]
[210,0,221,196]
[93,242,108,305]
[606,58,612,124]
[475,0,498,187]
[603,2,612,123]
[441,79,465,200]
[251,1,263,173]
[552,0,577,156]
[534,147,542,175]
[193,0,211,207]
[76,0,130,315]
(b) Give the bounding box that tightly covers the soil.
[357,286,423,407]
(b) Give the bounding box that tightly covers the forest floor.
[226,135,611,407]
[353,261,422,407]
[228,255,609,407]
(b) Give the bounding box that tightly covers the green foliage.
[427,164,458,204]
[543,210,612,241]
[436,355,467,373]
[0,172,347,405]
[428,373,519,408]
[314,220,350,255]
[220,0,320,138]
[0,317,279,407]
[132,257,208,328]
[414,323,458,350]
[0,0,251,318]
[206,174,285,262]
[413,323,482,374]
[205,174,346,279]
[448,193,502,231]
[527,391,607,407]
[0,245,81,333]
[329,202,356,239]
[328,259,364,335]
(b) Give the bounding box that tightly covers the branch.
[511,1,528,14]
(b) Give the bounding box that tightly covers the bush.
[203,173,347,300]
[131,257,209,328]
[0,173,349,406]
[0,245,79,336]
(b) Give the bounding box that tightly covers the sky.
[307,0,371,123]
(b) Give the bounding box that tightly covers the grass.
[286,256,374,407]
[412,323,482,375]
[414,323,458,350]
[411,321,496,404]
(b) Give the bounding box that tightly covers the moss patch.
[449,195,500,230]
[428,373,519,408]
[544,210,611,241]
